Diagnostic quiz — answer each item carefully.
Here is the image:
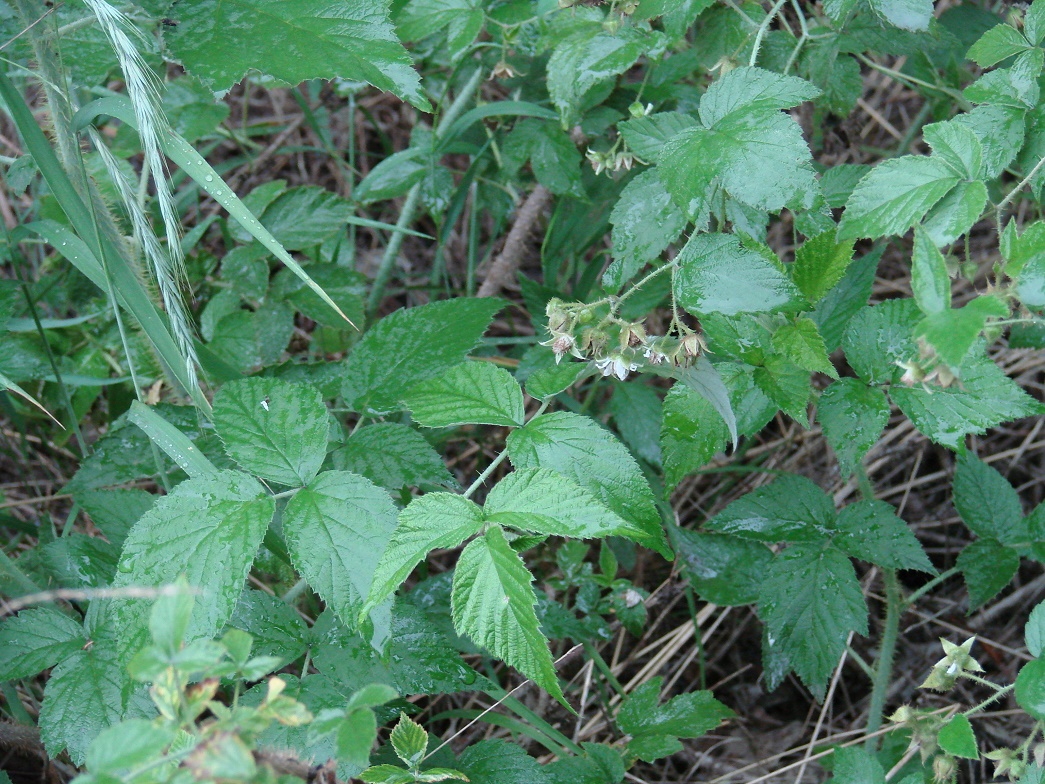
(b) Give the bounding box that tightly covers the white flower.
[595,355,635,380]
[551,334,574,364]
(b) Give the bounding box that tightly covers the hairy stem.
[865,567,901,747]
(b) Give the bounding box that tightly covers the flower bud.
[933,755,957,784]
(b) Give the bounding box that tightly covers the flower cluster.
[896,338,958,389]
[585,148,634,175]
[541,298,707,381]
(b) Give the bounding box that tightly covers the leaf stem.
[463,398,551,499]
[902,566,960,609]
[749,0,789,67]
[865,567,901,748]
[962,681,1015,716]
[996,154,1045,226]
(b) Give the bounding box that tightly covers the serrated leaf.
[331,423,454,490]
[817,378,890,475]
[660,383,728,490]
[605,171,686,290]
[753,355,811,421]
[457,739,547,784]
[617,676,733,739]
[868,0,932,31]
[283,471,399,630]
[609,381,662,466]
[938,714,979,759]
[213,378,327,486]
[833,500,933,572]
[0,608,86,681]
[506,411,670,557]
[952,452,1024,543]
[838,156,960,241]
[673,530,772,606]
[484,467,644,541]
[953,103,1026,180]
[102,471,273,661]
[911,226,951,315]
[791,232,854,303]
[451,527,564,702]
[924,121,984,180]
[389,712,428,768]
[674,233,801,316]
[617,111,699,162]
[75,488,155,548]
[660,68,819,214]
[890,349,1042,449]
[343,298,503,415]
[967,23,1031,67]
[164,0,429,110]
[396,0,482,59]
[1029,0,1045,45]
[707,474,835,542]
[405,362,524,427]
[364,493,484,614]
[1017,254,1045,308]
[758,545,868,694]
[524,362,589,401]
[772,318,838,378]
[831,746,886,784]
[957,537,1019,611]
[230,590,309,664]
[921,180,988,248]
[39,642,128,765]
[547,26,654,124]
[1017,659,1045,721]
[811,248,880,353]
[1027,601,1045,657]
[841,299,921,385]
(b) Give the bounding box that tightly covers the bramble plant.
[1,0,1045,780]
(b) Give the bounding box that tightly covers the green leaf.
[355,148,427,204]
[38,640,130,764]
[660,68,819,214]
[817,379,890,476]
[258,186,354,251]
[922,180,988,249]
[605,171,686,290]
[868,0,932,31]
[672,530,772,606]
[1027,601,1045,657]
[86,720,173,773]
[916,295,1009,367]
[833,500,933,572]
[674,233,801,316]
[457,739,548,784]
[484,467,645,541]
[1017,254,1045,308]
[507,411,671,557]
[128,400,218,480]
[811,248,880,352]
[957,538,1019,611]
[967,23,1032,67]
[706,474,834,542]
[830,746,886,784]
[937,714,979,759]
[952,452,1024,543]
[343,298,504,415]
[164,0,430,110]
[396,0,482,59]
[617,676,733,739]
[1017,658,1045,721]
[791,232,855,304]
[837,156,960,241]
[923,121,984,181]
[0,608,86,680]
[911,227,951,315]
[103,471,274,660]
[953,104,1026,180]
[547,25,655,125]
[230,590,309,664]
[364,493,484,614]
[627,734,682,764]
[331,423,455,490]
[405,362,525,427]
[283,471,399,630]
[213,377,328,486]
[772,318,838,378]
[389,712,429,768]
[753,355,811,422]
[660,382,728,490]
[609,381,663,466]
[1029,0,1045,45]
[890,349,1042,449]
[841,299,921,385]
[524,362,589,402]
[617,111,699,162]
[451,526,564,702]
[758,545,868,695]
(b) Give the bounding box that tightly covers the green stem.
[749,0,789,67]
[865,567,901,748]
[962,681,1015,716]
[366,67,485,315]
[996,154,1045,228]
[902,566,960,609]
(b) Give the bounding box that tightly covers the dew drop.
[204,174,214,183]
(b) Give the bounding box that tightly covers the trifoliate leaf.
[451,527,564,702]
